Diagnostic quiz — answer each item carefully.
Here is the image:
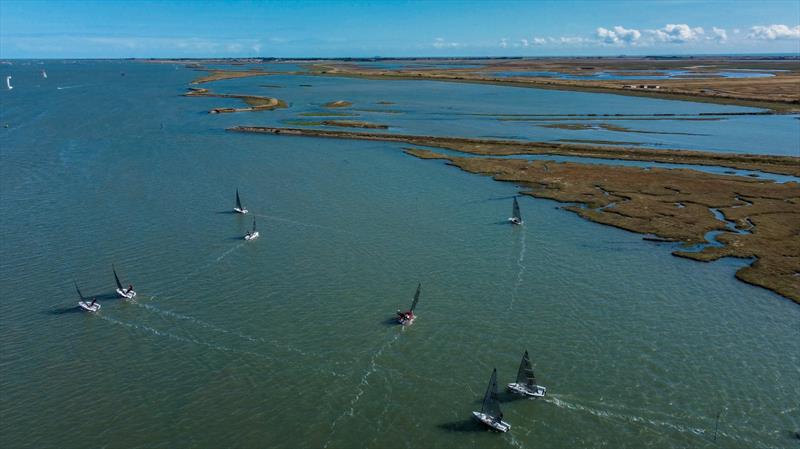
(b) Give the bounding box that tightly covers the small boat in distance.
[5,76,12,90]
[41,70,47,79]
[508,196,523,225]
[472,368,511,432]
[507,350,546,398]
[113,264,136,299]
[76,282,101,312]
[234,189,248,214]
[244,217,260,240]
[396,283,421,325]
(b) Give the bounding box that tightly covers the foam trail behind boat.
[323,330,402,448]
[252,213,355,236]
[508,230,527,311]
[544,395,764,446]
[136,300,310,356]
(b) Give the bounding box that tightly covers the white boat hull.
[244,231,260,241]
[508,217,523,225]
[472,411,511,432]
[116,288,136,299]
[234,208,248,214]
[78,301,101,312]
[507,382,546,397]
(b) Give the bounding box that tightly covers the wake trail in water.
[135,300,310,357]
[508,230,527,311]
[323,331,402,448]
[56,85,89,90]
[99,314,276,362]
[150,242,244,294]
[252,213,354,236]
[545,395,765,447]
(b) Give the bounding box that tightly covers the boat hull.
[508,217,523,225]
[244,231,260,241]
[472,411,511,432]
[78,301,101,312]
[234,208,248,214]
[507,382,546,397]
[116,288,136,299]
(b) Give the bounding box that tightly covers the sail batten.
[481,368,503,419]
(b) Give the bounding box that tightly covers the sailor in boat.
[89,298,98,308]
[125,284,134,296]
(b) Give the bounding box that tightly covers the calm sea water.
[1,61,798,449]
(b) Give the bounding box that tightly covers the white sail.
[42,70,47,79]
[5,76,12,90]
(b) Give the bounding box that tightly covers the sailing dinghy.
[508,197,523,225]
[233,189,248,214]
[507,350,546,398]
[76,282,101,312]
[113,264,136,299]
[41,70,47,79]
[396,283,421,325]
[5,76,12,90]
[472,368,511,432]
[244,217,260,240]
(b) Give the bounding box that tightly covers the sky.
[1,0,799,58]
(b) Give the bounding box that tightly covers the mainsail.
[112,264,123,290]
[5,76,12,90]
[516,350,537,388]
[252,217,257,232]
[481,368,503,419]
[410,283,421,312]
[235,189,243,210]
[512,197,521,220]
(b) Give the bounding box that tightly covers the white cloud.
[432,37,460,49]
[747,24,800,40]
[519,38,529,47]
[499,38,508,48]
[711,27,727,43]
[596,26,641,45]
[648,24,705,43]
[531,37,547,45]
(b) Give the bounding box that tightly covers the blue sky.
[1,0,798,58]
